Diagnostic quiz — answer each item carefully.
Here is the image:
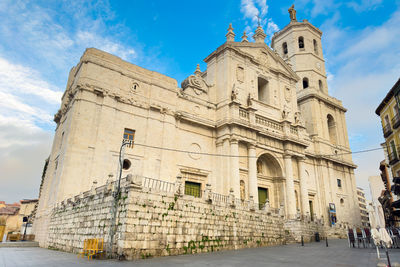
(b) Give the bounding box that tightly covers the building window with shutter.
[123,128,135,148]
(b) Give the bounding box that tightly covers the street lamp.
[108,139,132,258]
[114,139,132,199]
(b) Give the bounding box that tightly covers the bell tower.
[271,5,350,152]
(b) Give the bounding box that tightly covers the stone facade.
[34,6,361,257]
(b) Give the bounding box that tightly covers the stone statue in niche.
[247,93,253,106]
[294,111,305,126]
[240,180,245,201]
[282,104,291,120]
[236,65,244,83]
[231,83,238,101]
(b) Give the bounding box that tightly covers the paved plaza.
[1,239,399,267]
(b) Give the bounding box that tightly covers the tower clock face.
[316,62,321,70]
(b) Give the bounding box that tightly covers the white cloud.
[241,0,260,21]
[76,31,136,61]
[240,0,279,41]
[266,18,279,37]
[0,0,141,203]
[0,118,52,202]
[0,57,62,104]
[347,0,383,12]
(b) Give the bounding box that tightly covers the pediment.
[233,44,299,82]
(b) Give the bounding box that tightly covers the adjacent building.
[0,199,38,241]
[376,78,400,225]
[34,6,362,248]
[376,78,400,177]
[356,187,369,227]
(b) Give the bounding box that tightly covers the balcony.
[392,113,400,129]
[389,151,399,165]
[383,124,393,138]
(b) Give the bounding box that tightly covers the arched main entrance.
[256,153,283,209]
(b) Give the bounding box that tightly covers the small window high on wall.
[123,128,135,148]
[298,36,304,49]
[282,42,288,55]
[258,77,269,103]
[303,78,309,89]
[319,80,323,91]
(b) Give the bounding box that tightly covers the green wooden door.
[258,187,268,209]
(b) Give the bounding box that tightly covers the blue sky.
[0,0,399,203]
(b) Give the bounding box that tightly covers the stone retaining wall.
[43,179,286,260]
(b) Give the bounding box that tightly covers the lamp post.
[115,139,132,198]
[108,139,132,258]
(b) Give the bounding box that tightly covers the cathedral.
[34,6,362,244]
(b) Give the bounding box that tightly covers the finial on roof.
[288,4,297,21]
[253,26,266,43]
[225,23,235,42]
[194,64,201,76]
[256,14,261,27]
[241,31,249,42]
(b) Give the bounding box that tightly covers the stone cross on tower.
[225,23,235,42]
[288,4,297,21]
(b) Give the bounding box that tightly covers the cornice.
[297,88,347,112]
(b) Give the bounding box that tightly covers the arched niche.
[327,114,337,144]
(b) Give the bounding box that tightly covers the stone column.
[284,154,296,217]
[230,139,240,198]
[298,158,310,216]
[248,144,258,202]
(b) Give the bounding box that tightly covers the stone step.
[0,241,39,247]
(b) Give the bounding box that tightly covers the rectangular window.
[257,77,269,103]
[184,181,201,198]
[123,128,135,148]
[258,187,269,209]
[337,179,342,188]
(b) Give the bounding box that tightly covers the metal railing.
[123,138,134,148]
[142,176,175,193]
[392,113,400,129]
[383,124,393,138]
[389,151,399,165]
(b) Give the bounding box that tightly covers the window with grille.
[184,181,201,197]
[123,128,135,148]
